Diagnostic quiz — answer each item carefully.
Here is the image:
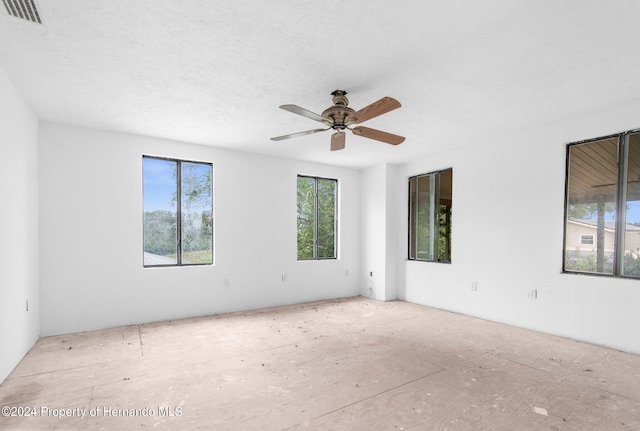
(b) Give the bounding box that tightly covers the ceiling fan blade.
[279,104,329,123]
[347,97,401,124]
[331,132,346,151]
[271,128,329,141]
[351,126,405,145]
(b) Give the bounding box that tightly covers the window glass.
[622,133,640,276]
[564,138,618,274]
[316,178,337,258]
[143,158,178,266]
[416,174,434,260]
[409,168,452,262]
[438,169,453,262]
[181,162,213,264]
[297,176,316,260]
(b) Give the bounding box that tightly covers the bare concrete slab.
[1,297,639,430]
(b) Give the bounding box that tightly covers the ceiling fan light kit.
[271,90,405,151]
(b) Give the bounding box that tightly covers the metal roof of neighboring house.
[568,218,640,231]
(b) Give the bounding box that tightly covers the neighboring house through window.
[297,175,337,260]
[143,156,213,266]
[564,131,640,277]
[408,168,453,262]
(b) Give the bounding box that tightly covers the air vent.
[2,0,43,24]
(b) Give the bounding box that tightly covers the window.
[580,234,594,245]
[563,131,640,277]
[408,168,452,262]
[143,156,213,266]
[297,175,337,260]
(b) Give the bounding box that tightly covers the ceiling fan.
[271,90,405,151]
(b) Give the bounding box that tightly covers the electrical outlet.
[281,274,287,282]
[224,279,230,287]
[369,271,373,277]
[528,289,537,299]
[471,281,478,291]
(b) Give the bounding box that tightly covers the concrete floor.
[1,297,640,430]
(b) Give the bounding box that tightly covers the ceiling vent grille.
[2,0,42,24]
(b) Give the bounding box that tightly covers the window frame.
[142,155,214,268]
[562,129,640,278]
[296,175,338,261]
[408,168,453,263]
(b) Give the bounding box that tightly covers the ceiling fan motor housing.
[323,90,355,130]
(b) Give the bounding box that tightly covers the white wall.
[360,163,400,301]
[39,122,360,336]
[0,69,40,384]
[397,103,640,355]
[360,165,385,299]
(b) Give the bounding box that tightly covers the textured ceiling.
[2,1,640,168]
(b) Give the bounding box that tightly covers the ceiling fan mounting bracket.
[330,89,349,106]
